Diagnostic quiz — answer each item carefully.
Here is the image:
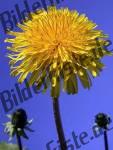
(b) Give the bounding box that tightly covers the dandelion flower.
[5,7,111,97]
[5,7,112,150]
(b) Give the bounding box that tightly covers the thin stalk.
[104,130,109,150]
[15,128,23,150]
[52,97,67,150]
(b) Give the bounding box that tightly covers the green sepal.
[103,49,113,56]
[64,74,78,94]
[51,77,60,98]
[78,68,92,89]
[36,71,46,90]
[17,129,28,139]
[95,60,104,71]
[21,130,29,139]
[25,126,34,132]
[88,65,100,77]
[10,127,16,137]
[42,76,50,93]
[96,39,104,57]
[28,70,39,85]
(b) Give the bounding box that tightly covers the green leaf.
[0,142,18,150]
[0,142,28,150]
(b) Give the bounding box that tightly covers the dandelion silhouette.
[4,109,33,150]
[95,113,112,150]
[5,7,112,150]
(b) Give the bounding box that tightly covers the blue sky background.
[0,0,113,149]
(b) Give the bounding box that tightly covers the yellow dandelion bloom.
[5,7,111,98]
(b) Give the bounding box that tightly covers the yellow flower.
[5,7,111,98]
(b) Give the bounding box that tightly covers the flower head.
[95,113,111,129]
[5,7,112,98]
[4,109,33,140]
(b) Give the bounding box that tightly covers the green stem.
[52,97,67,150]
[16,129,23,150]
[104,130,109,150]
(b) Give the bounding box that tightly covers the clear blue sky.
[0,0,113,150]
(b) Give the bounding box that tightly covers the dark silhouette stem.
[104,130,109,150]
[16,128,23,150]
[52,97,67,150]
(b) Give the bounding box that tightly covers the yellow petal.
[92,71,97,77]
